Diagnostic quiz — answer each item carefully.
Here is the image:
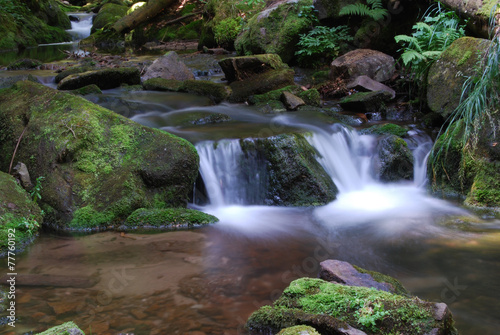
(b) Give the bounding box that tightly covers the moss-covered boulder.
[37,321,85,335]
[182,80,231,104]
[359,124,408,137]
[430,118,500,207]
[0,81,199,229]
[339,91,393,113]
[55,65,96,83]
[0,0,71,51]
[246,277,458,335]
[375,135,414,182]
[142,78,184,91]
[437,0,498,37]
[123,207,218,230]
[71,84,103,96]
[241,133,337,206]
[91,3,129,34]
[249,85,320,110]
[218,54,290,83]
[229,68,295,102]
[234,0,317,64]
[278,325,320,335]
[57,67,141,90]
[427,37,491,118]
[0,171,43,257]
[6,58,43,70]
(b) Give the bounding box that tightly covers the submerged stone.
[0,81,199,229]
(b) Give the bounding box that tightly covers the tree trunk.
[112,0,179,34]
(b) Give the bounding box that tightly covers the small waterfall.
[406,130,433,188]
[195,140,267,207]
[67,13,94,41]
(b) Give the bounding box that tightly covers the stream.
[1,15,500,335]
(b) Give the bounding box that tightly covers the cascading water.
[67,13,94,41]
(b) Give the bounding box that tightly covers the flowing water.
[1,56,500,334]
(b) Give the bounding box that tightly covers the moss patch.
[359,124,408,137]
[91,3,129,34]
[37,321,85,335]
[124,208,218,229]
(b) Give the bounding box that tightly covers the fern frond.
[369,8,388,20]
[421,50,442,60]
[367,0,383,9]
[339,4,372,17]
[401,50,426,65]
[414,22,433,33]
[394,35,418,45]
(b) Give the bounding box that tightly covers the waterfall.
[67,13,94,41]
[195,139,267,207]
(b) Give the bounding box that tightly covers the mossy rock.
[234,0,316,64]
[277,325,320,335]
[375,135,414,182]
[71,84,103,95]
[248,85,320,108]
[142,78,184,92]
[339,91,393,113]
[6,58,43,70]
[181,80,232,104]
[0,81,199,229]
[79,27,125,50]
[229,68,295,102]
[218,54,290,83]
[427,37,491,118]
[0,171,42,257]
[123,208,218,230]
[91,3,129,34]
[359,123,408,137]
[55,65,96,84]
[58,67,140,90]
[29,0,72,30]
[246,277,458,335]
[37,321,85,335]
[0,0,71,51]
[241,133,337,206]
[0,74,40,89]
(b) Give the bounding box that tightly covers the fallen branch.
[9,126,28,175]
[113,0,179,34]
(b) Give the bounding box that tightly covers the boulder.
[13,162,33,190]
[182,80,231,104]
[123,208,218,230]
[437,0,498,37]
[246,277,458,335]
[427,37,491,118]
[234,0,316,63]
[218,54,290,83]
[0,74,41,89]
[330,49,395,82]
[141,51,195,82]
[229,68,295,102]
[0,171,42,256]
[0,81,199,229]
[55,65,95,83]
[375,135,414,182]
[241,133,338,206]
[91,3,129,34]
[142,78,184,91]
[281,91,305,110]
[57,67,141,90]
[347,75,395,99]
[6,58,43,70]
[71,84,103,96]
[278,325,321,335]
[339,91,393,113]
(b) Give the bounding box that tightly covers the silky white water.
[67,13,94,40]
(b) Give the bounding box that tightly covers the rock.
[234,0,315,63]
[71,84,102,96]
[427,37,490,118]
[55,66,95,83]
[142,51,195,82]
[278,325,321,335]
[339,91,393,113]
[218,54,290,83]
[375,135,414,182]
[359,123,408,137]
[229,68,295,102]
[347,75,395,99]
[0,74,41,89]
[13,162,33,190]
[241,133,338,206]
[246,277,458,335]
[36,321,85,335]
[91,3,129,34]
[0,171,42,256]
[330,49,395,82]
[437,0,497,37]
[182,80,231,104]
[57,67,141,90]
[6,58,43,70]
[319,260,395,293]
[142,78,184,91]
[124,208,218,230]
[281,91,305,110]
[0,81,199,229]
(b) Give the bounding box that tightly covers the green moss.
[125,208,218,228]
[37,321,86,335]
[298,88,320,106]
[142,78,184,91]
[7,58,43,70]
[278,325,320,335]
[55,66,96,84]
[181,80,231,103]
[353,266,410,297]
[479,0,499,17]
[71,84,102,96]
[247,278,454,335]
[69,206,113,229]
[467,161,500,207]
[91,3,129,34]
[359,124,408,137]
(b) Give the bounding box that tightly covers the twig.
[9,126,28,175]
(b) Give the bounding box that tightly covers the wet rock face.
[57,67,141,90]
[375,135,414,182]
[329,49,395,82]
[0,81,199,229]
[142,51,195,82]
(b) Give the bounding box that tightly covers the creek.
[1,28,500,334]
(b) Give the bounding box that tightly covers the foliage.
[214,17,243,46]
[339,0,389,21]
[430,12,500,178]
[394,4,466,86]
[0,0,26,21]
[295,25,353,67]
[29,176,45,203]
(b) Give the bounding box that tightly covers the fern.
[339,0,389,21]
